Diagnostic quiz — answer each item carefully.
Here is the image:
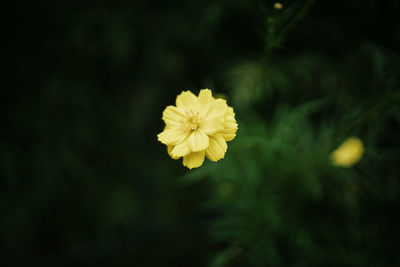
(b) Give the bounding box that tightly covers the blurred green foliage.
[2,0,400,266]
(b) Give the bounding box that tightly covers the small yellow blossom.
[331,137,364,167]
[273,2,283,10]
[158,89,238,169]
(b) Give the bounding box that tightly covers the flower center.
[183,110,203,131]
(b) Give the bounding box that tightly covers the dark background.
[2,0,400,266]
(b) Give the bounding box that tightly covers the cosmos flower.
[273,2,283,9]
[331,137,364,167]
[157,89,238,169]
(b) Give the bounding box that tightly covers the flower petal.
[220,107,238,141]
[205,135,227,161]
[220,131,237,142]
[167,145,180,159]
[207,98,228,117]
[171,139,191,158]
[183,151,206,169]
[201,115,224,135]
[158,128,189,145]
[176,91,198,110]
[225,106,235,121]
[197,89,213,116]
[162,106,187,128]
[200,98,228,135]
[189,129,209,152]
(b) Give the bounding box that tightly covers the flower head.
[273,2,283,10]
[331,137,364,167]
[157,89,238,169]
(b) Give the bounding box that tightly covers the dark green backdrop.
[3,0,400,266]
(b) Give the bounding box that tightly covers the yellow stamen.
[182,110,203,131]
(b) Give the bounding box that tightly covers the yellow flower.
[157,89,238,169]
[331,137,364,167]
[273,2,283,10]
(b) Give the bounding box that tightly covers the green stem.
[263,0,317,64]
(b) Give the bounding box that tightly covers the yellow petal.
[331,137,364,167]
[176,91,198,110]
[188,129,209,152]
[171,139,191,158]
[158,128,189,145]
[197,89,213,116]
[201,116,225,135]
[206,135,227,161]
[220,132,237,142]
[162,106,187,128]
[167,145,180,159]
[200,98,228,135]
[220,107,238,141]
[225,106,236,121]
[183,151,206,169]
[207,98,228,117]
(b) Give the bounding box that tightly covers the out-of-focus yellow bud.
[214,93,228,100]
[331,137,364,167]
[273,2,283,10]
